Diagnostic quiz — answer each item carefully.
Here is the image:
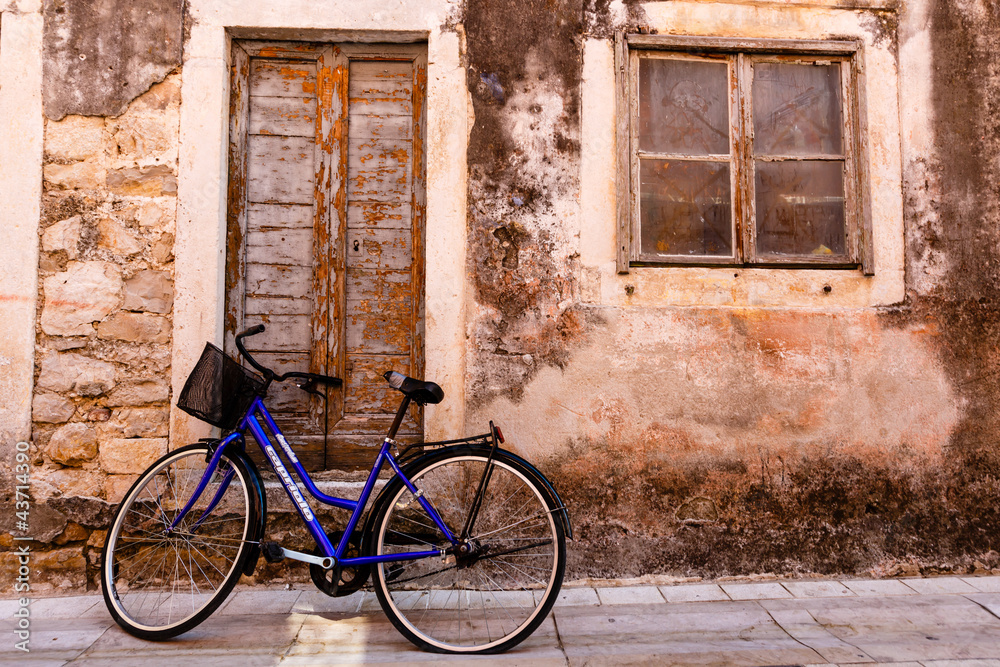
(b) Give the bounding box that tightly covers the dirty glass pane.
[638,57,730,156]
[755,160,846,257]
[753,62,842,156]
[639,159,732,257]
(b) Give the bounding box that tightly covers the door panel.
[227,41,426,471]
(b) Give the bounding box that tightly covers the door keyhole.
[353,240,360,252]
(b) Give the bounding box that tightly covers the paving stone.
[556,602,823,665]
[27,595,101,619]
[782,580,856,599]
[844,578,919,597]
[595,585,665,605]
[920,660,1000,666]
[966,593,1000,619]
[720,581,793,600]
[550,586,600,606]
[768,608,873,663]
[961,576,1000,593]
[902,577,980,595]
[291,590,373,614]
[79,612,306,657]
[218,589,301,615]
[659,583,730,603]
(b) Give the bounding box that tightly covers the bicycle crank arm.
[263,541,334,569]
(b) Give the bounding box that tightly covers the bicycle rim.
[373,451,564,653]
[102,446,252,635]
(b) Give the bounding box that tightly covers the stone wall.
[0,74,180,591]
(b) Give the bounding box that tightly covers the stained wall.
[3,0,1000,590]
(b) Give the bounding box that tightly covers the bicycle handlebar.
[235,325,343,389]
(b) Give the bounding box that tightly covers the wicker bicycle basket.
[176,343,265,430]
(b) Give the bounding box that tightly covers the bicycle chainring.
[310,531,370,597]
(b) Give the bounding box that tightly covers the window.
[615,34,872,273]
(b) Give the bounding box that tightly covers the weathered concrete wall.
[42,0,183,120]
[462,0,1000,580]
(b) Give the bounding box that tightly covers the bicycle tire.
[370,445,566,654]
[101,443,257,640]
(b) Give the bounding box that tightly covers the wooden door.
[226,41,426,471]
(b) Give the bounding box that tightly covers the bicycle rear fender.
[499,450,573,541]
[204,436,268,575]
[360,445,572,549]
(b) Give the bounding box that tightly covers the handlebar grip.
[238,324,265,338]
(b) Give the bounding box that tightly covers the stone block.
[123,270,173,313]
[0,548,86,590]
[37,352,116,397]
[43,160,107,190]
[33,392,76,423]
[96,312,170,343]
[41,261,123,336]
[132,74,182,113]
[106,165,177,197]
[35,468,105,499]
[100,437,166,474]
[107,380,170,406]
[151,232,174,263]
[0,501,67,542]
[103,475,138,502]
[42,215,83,259]
[49,496,115,528]
[109,406,169,438]
[45,115,105,160]
[97,217,143,256]
[111,114,178,160]
[54,522,90,545]
[136,197,175,228]
[47,422,98,466]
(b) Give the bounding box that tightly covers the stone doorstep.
[6,575,1000,618]
[261,478,376,512]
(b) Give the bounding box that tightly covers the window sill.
[581,263,903,309]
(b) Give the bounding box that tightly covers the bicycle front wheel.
[101,443,256,640]
[371,446,566,654]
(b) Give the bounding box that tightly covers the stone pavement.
[3,575,1000,666]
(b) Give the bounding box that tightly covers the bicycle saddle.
[383,371,444,405]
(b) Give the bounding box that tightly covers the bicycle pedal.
[261,541,284,563]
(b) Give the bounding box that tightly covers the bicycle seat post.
[386,395,411,443]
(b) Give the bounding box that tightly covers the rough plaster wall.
[464,0,1000,579]
[463,0,590,408]
[42,0,183,120]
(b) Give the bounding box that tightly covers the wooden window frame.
[615,34,873,275]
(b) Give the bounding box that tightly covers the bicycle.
[100,324,570,654]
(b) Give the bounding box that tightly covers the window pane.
[639,58,730,156]
[755,160,846,257]
[640,159,732,257]
[753,62,842,156]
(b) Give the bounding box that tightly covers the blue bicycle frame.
[167,396,460,568]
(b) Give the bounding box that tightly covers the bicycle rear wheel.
[370,445,566,654]
[101,443,256,640]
